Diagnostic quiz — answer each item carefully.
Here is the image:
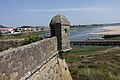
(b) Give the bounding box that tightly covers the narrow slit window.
[64,29,67,33]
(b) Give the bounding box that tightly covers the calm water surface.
[42,26,106,40]
[70,26,105,40]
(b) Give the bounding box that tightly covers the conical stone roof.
[50,14,70,25]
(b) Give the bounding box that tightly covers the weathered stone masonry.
[50,14,71,52]
[0,39,21,52]
[0,37,58,79]
[0,14,72,80]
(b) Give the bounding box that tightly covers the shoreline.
[91,26,120,35]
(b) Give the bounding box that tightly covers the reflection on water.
[41,26,106,40]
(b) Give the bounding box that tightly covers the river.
[70,26,106,40]
[42,26,106,40]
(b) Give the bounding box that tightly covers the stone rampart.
[0,39,22,52]
[0,37,59,80]
[0,14,73,80]
[28,56,72,80]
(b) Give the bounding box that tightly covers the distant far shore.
[91,26,120,35]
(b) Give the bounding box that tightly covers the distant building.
[0,28,14,34]
[16,26,50,32]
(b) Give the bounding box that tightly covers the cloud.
[18,7,113,12]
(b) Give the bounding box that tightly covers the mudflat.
[92,26,120,35]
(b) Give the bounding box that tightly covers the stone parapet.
[0,37,58,80]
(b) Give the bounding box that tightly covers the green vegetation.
[67,46,111,55]
[103,35,120,40]
[20,35,43,45]
[0,32,3,37]
[65,46,120,80]
[107,37,120,40]
[0,31,46,40]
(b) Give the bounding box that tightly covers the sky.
[0,0,120,27]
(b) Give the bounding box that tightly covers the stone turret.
[50,14,71,52]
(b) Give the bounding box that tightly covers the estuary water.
[42,26,106,40]
[70,26,105,40]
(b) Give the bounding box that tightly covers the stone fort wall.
[0,37,72,80]
[0,39,21,52]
